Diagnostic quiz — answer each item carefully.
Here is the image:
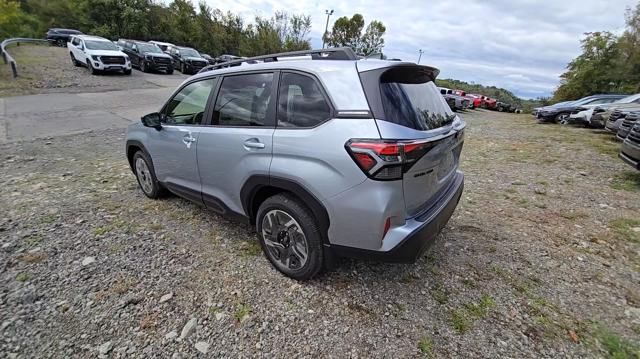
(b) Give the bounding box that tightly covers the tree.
[324,14,385,55]
[325,14,364,51]
[0,0,39,38]
[360,20,386,56]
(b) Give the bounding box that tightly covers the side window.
[72,37,80,46]
[162,79,216,125]
[212,73,274,127]
[276,72,331,128]
[132,43,137,52]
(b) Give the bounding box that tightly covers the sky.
[202,0,637,99]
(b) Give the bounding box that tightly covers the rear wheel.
[70,53,80,67]
[57,39,65,47]
[256,194,324,280]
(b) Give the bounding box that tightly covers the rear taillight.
[345,139,436,180]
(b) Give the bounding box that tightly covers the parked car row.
[438,87,520,113]
[532,94,640,171]
[50,28,242,76]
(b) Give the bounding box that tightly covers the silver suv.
[125,48,466,280]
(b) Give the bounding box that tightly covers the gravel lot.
[0,45,187,97]
[1,111,640,356]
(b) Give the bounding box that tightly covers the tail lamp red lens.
[345,139,435,180]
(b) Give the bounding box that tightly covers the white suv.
[68,35,132,75]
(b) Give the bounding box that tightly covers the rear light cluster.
[345,139,436,180]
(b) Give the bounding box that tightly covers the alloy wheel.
[135,157,153,195]
[261,210,309,270]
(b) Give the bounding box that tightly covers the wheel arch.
[126,140,150,173]
[241,175,331,245]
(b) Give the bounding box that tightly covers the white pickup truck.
[68,35,132,75]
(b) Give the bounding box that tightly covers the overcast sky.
[203,0,637,99]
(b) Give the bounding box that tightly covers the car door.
[145,77,218,203]
[69,37,81,60]
[196,72,277,215]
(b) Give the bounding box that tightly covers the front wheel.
[133,151,164,199]
[181,62,188,74]
[87,60,99,75]
[256,194,324,280]
[140,61,147,73]
[124,69,132,75]
[555,113,569,123]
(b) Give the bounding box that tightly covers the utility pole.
[322,9,334,49]
[417,49,423,64]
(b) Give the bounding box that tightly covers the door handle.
[182,134,196,148]
[244,139,265,149]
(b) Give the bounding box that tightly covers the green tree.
[360,20,386,56]
[0,0,39,38]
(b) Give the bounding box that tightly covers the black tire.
[166,68,174,75]
[124,69,132,75]
[140,61,148,73]
[57,39,65,47]
[256,194,324,280]
[70,53,80,67]
[181,62,188,74]
[555,113,568,123]
[87,60,98,75]
[132,151,165,199]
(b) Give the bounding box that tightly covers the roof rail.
[198,47,357,73]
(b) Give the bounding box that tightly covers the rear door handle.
[244,139,265,149]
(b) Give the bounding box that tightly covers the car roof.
[74,35,111,42]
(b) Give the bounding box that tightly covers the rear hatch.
[356,63,465,217]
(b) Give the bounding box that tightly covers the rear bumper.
[331,172,464,263]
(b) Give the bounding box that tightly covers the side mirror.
[141,112,162,130]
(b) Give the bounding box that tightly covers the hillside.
[436,78,547,112]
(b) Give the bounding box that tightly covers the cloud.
[202,0,637,98]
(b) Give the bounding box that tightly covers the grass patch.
[431,285,449,305]
[234,302,252,322]
[417,335,434,357]
[450,309,472,334]
[593,325,640,358]
[23,234,43,247]
[16,272,31,282]
[609,218,640,243]
[463,295,496,318]
[238,240,262,257]
[610,171,640,192]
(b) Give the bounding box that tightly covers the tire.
[140,61,148,73]
[256,194,324,280]
[555,113,568,123]
[124,69,132,75]
[166,68,174,75]
[57,39,65,47]
[132,151,165,199]
[87,60,98,75]
[70,53,80,67]
[181,62,188,74]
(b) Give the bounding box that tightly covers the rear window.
[379,68,455,131]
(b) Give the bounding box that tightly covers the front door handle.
[244,139,265,149]
[182,134,196,148]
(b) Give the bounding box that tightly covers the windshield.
[85,40,118,51]
[550,101,573,108]
[138,43,162,53]
[380,69,456,131]
[180,48,200,57]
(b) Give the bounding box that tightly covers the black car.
[168,47,208,75]
[120,40,173,74]
[201,54,216,65]
[537,94,626,123]
[46,28,83,47]
[620,122,640,170]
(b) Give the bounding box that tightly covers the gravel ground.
[1,110,639,358]
[0,45,186,97]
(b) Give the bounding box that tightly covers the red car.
[453,90,481,109]
[481,96,498,110]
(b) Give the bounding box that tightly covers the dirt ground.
[0,45,173,97]
[1,107,638,358]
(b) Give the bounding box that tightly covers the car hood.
[144,52,171,59]
[87,49,127,57]
[184,56,206,62]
